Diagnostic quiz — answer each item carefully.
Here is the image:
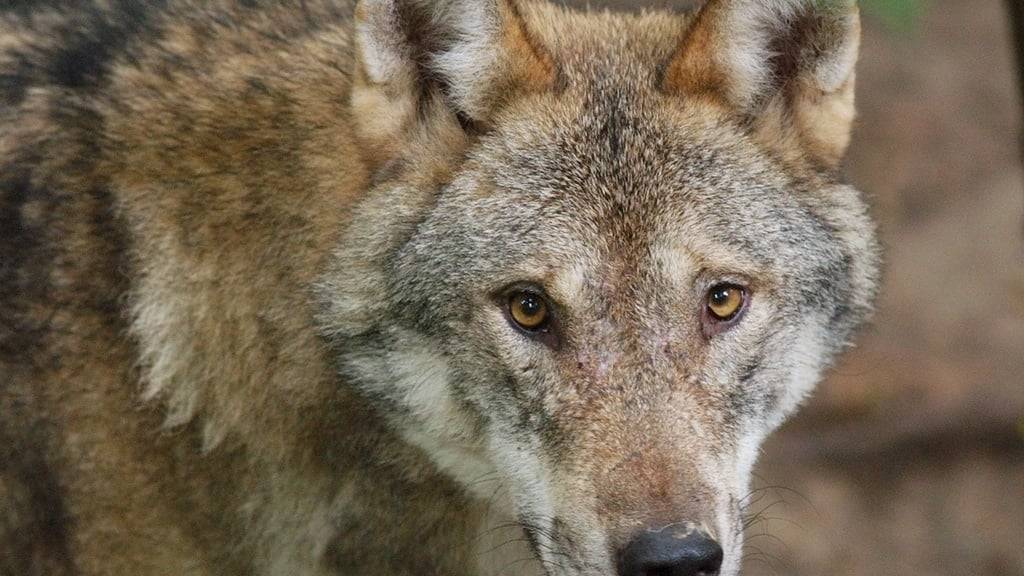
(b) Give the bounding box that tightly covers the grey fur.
[1,0,878,574]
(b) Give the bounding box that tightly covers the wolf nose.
[617,524,723,576]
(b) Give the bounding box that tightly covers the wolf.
[0,0,880,574]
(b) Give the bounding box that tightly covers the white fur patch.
[651,240,697,292]
[346,328,500,499]
[355,0,413,85]
[814,14,860,93]
[483,432,558,574]
[774,315,829,419]
[428,1,502,118]
[130,233,207,433]
[717,0,858,108]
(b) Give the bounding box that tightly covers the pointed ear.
[351,0,554,158]
[664,0,860,168]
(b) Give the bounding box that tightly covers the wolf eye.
[706,284,746,321]
[509,291,550,331]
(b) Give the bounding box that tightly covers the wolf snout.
[616,523,723,576]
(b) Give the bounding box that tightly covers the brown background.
[556,1,1024,574]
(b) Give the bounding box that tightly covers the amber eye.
[509,291,550,331]
[707,284,746,321]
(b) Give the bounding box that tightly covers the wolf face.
[318,1,879,574]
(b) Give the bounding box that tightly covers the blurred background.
[554,1,1024,574]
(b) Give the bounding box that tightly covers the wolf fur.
[0,0,879,574]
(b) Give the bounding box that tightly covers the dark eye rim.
[702,282,750,336]
[495,283,561,348]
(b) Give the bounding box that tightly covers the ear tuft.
[352,0,554,158]
[428,1,504,118]
[665,0,860,167]
[355,0,414,87]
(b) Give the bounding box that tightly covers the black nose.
[617,525,723,576]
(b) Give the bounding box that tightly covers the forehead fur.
[452,95,839,285]
[520,3,690,88]
[391,4,872,346]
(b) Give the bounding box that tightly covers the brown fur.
[1,1,878,574]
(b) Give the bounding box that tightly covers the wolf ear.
[352,0,554,157]
[664,0,860,168]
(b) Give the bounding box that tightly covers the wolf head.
[318,0,879,574]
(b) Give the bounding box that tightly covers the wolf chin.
[0,0,879,575]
